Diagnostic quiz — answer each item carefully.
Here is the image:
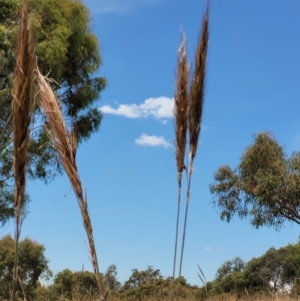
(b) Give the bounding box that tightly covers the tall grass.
[172,34,189,300]
[10,0,103,298]
[172,4,210,296]
[9,1,208,300]
[36,68,103,298]
[178,4,209,277]
[11,0,35,299]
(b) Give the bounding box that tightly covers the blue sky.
[2,0,300,286]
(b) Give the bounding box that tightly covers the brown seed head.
[12,0,35,215]
[188,4,209,161]
[36,68,102,295]
[174,34,189,182]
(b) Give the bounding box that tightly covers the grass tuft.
[172,32,189,300]
[176,2,210,281]
[174,33,189,182]
[188,4,209,161]
[11,0,35,299]
[36,67,103,298]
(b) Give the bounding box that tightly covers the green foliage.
[54,269,75,299]
[34,284,57,301]
[123,266,162,290]
[118,267,199,301]
[212,271,246,297]
[16,240,300,301]
[5,235,299,301]
[121,267,165,300]
[53,269,99,299]
[210,132,300,229]
[0,189,14,224]
[243,247,289,294]
[0,0,106,225]
[0,235,51,300]
[215,257,245,281]
[52,265,121,300]
[103,264,121,292]
[205,241,300,298]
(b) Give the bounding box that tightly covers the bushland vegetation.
[2,235,300,301]
[1,0,105,299]
[0,0,106,225]
[1,0,299,301]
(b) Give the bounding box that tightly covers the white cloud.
[100,104,141,118]
[134,134,172,148]
[205,246,211,251]
[100,97,174,119]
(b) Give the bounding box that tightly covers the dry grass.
[174,34,189,182]
[171,5,209,301]
[172,34,189,289]
[58,294,296,301]
[36,68,103,298]
[11,0,35,299]
[177,3,210,278]
[205,296,295,301]
[9,2,209,301]
[188,4,209,161]
[9,1,102,299]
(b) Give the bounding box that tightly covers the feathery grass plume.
[172,33,189,300]
[188,5,209,162]
[36,68,103,298]
[175,34,189,185]
[178,3,210,278]
[11,0,35,299]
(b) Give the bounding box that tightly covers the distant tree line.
[199,241,300,300]
[2,235,300,301]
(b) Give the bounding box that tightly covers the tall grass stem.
[176,1,209,286]
[11,0,35,299]
[171,34,189,301]
[36,68,103,298]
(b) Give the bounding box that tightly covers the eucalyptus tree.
[0,0,106,224]
[0,235,51,300]
[210,132,300,230]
